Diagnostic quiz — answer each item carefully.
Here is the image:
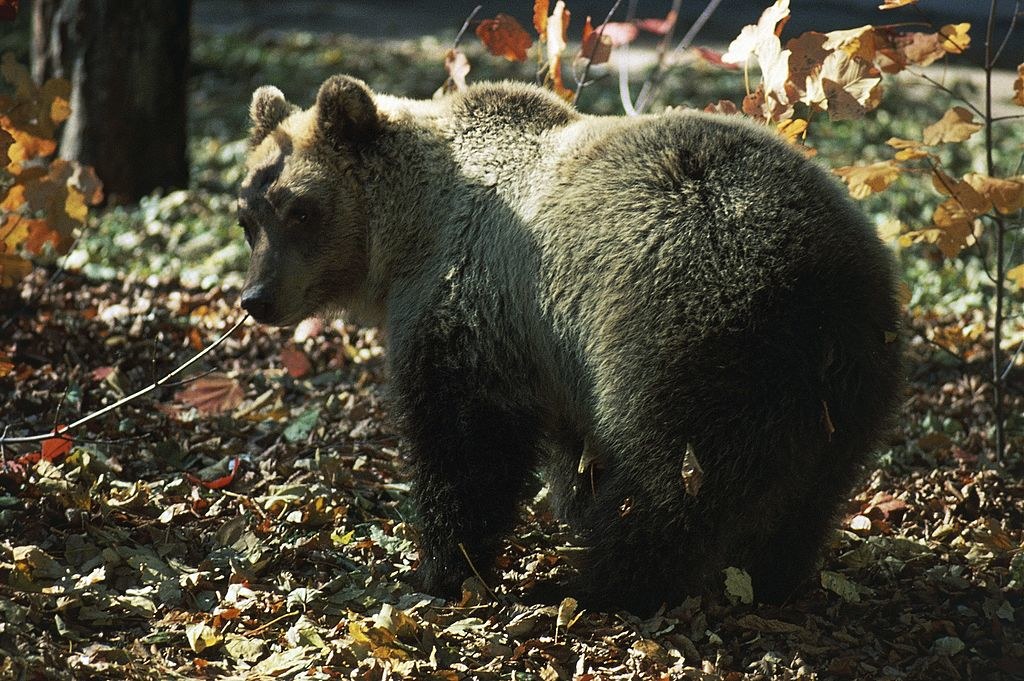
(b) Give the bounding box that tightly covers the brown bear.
[237,75,902,614]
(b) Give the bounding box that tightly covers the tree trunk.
[31,0,191,204]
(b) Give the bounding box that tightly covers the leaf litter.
[0,265,1022,680]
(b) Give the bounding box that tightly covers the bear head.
[237,75,380,326]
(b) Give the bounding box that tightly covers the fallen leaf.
[176,373,245,414]
[820,570,861,602]
[280,346,312,378]
[723,567,754,604]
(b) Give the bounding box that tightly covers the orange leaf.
[41,432,72,462]
[186,456,242,490]
[533,0,549,37]
[176,374,245,414]
[280,346,312,379]
[922,106,981,145]
[878,0,916,8]
[580,16,612,65]
[476,14,533,62]
[834,161,901,199]
[0,355,12,378]
[776,118,807,144]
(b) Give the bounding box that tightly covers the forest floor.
[2,15,1024,681]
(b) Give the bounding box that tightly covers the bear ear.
[316,75,380,148]
[249,86,294,145]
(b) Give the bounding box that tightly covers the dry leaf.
[476,14,533,62]
[923,106,982,145]
[176,373,245,414]
[834,161,901,199]
[544,1,573,100]
[938,23,970,54]
[878,0,917,8]
[280,346,312,379]
[533,0,549,36]
[579,16,612,65]
[930,170,989,216]
[776,117,807,143]
[963,173,1024,215]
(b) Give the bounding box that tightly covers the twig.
[457,542,498,602]
[633,0,683,114]
[984,0,1006,463]
[0,314,250,445]
[572,0,625,105]
[452,5,482,49]
[1002,336,1024,381]
[991,0,1021,67]
[908,70,986,120]
[630,0,729,112]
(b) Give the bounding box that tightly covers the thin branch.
[1002,336,1024,381]
[573,0,625,105]
[991,0,1021,67]
[908,70,986,120]
[669,0,727,60]
[991,114,1024,123]
[0,314,250,445]
[633,0,683,114]
[452,5,482,49]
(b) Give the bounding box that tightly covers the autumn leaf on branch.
[878,0,917,8]
[541,0,573,100]
[922,106,982,145]
[579,16,612,66]
[833,160,901,199]
[476,14,533,62]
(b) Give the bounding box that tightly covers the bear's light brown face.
[238,77,380,326]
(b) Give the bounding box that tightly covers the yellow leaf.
[938,23,970,54]
[776,117,807,143]
[922,106,982,145]
[1007,264,1024,290]
[877,217,904,241]
[64,186,87,224]
[49,96,71,124]
[834,161,901,199]
[878,0,917,8]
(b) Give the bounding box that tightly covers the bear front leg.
[401,396,540,600]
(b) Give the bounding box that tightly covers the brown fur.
[239,76,903,613]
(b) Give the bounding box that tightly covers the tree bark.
[31,0,191,204]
